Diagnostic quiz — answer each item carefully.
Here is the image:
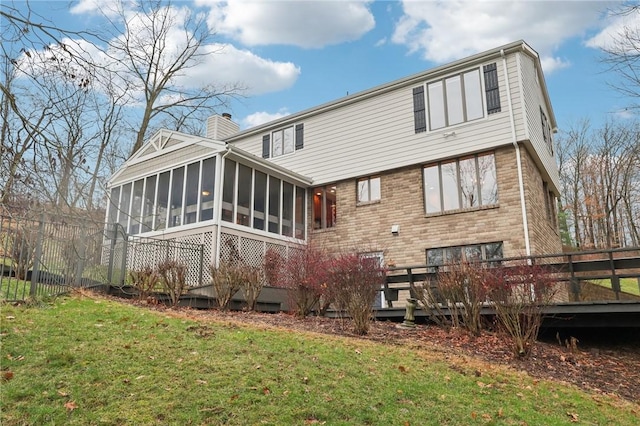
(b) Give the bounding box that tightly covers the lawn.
[592,277,640,296]
[1,294,638,425]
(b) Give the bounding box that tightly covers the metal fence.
[1,214,205,301]
[1,213,106,300]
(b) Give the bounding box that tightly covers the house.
[105,40,562,288]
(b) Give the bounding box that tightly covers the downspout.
[214,145,232,268]
[501,49,531,257]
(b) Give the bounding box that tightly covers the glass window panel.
[156,171,170,230]
[236,164,252,226]
[253,170,267,230]
[169,167,184,227]
[485,242,503,266]
[295,186,305,239]
[445,75,464,125]
[424,165,441,214]
[464,245,482,263]
[464,69,483,121]
[268,176,280,233]
[184,162,200,224]
[108,186,120,225]
[200,157,215,221]
[129,179,144,234]
[445,247,463,264]
[118,183,131,230]
[428,81,446,130]
[370,177,381,201]
[282,181,294,237]
[272,130,283,157]
[357,179,369,203]
[326,186,336,228]
[426,248,444,273]
[441,161,460,210]
[459,157,478,208]
[222,159,236,222]
[478,153,498,205]
[283,127,294,155]
[142,175,156,232]
[313,188,322,230]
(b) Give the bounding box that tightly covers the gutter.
[501,49,532,257]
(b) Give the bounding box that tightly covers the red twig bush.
[487,261,557,357]
[329,253,386,335]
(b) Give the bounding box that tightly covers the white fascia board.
[107,129,226,187]
[225,145,313,186]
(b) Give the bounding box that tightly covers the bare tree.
[97,0,243,156]
[556,119,640,249]
[600,5,640,110]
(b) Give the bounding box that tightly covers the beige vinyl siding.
[230,59,518,185]
[504,54,527,142]
[519,53,561,192]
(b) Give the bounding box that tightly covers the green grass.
[592,278,640,296]
[1,277,31,301]
[1,295,638,425]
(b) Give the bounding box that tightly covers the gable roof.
[224,40,557,141]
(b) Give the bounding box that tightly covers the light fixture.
[391,224,400,235]
[201,190,211,196]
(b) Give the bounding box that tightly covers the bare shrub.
[266,245,331,318]
[209,260,246,311]
[432,262,491,335]
[10,228,37,280]
[487,261,557,357]
[241,265,264,311]
[411,277,450,328]
[329,253,386,335]
[129,266,161,301]
[157,260,187,307]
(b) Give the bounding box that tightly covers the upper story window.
[540,107,553,155]
[423,152,498,214]
[543,182,557,229]
[413,63,501,133]
[262,123,304,159]
[357,176,381,204]
[313,185,336,230]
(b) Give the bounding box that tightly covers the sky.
[6,0,640,133]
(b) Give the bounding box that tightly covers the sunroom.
[105,123,312,286]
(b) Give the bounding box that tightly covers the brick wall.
[308,145,562,265]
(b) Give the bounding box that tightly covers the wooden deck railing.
[384,247,640,307]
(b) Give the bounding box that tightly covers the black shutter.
[295,123,304,150]
[262,134,270,158]
[412,86,426,133]
[483,63,501,114]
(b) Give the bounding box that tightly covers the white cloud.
[586,7,640,52]
[242,109,290,128]
[392,0,608,73]
[174,43,301,96]
[33,4,300,101]
[70,0,119,17]
[198,0,375,48]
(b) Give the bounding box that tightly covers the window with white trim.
[357,176,381,204]
[313,185,337,230]
[262,123,304,158]
[412,63,501,133]
[423,152,498,214]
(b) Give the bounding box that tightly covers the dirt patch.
[107,294,640,404]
